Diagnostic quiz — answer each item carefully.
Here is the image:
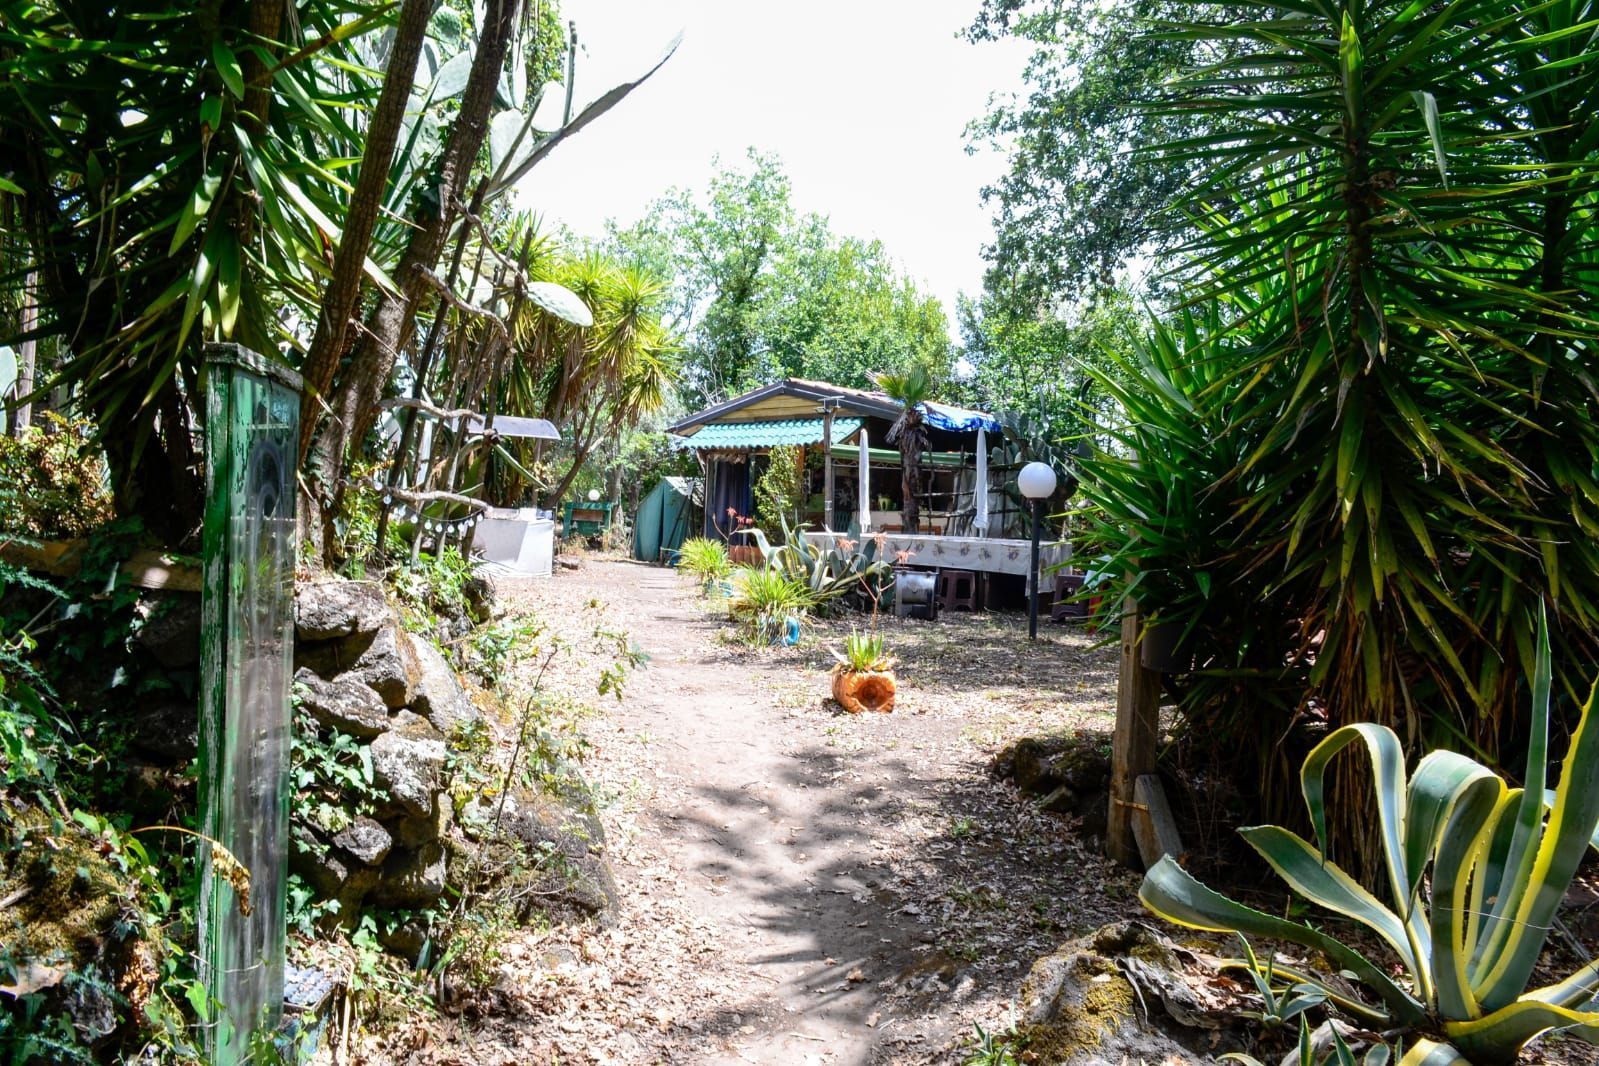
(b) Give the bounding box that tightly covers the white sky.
[514,1,1035,329]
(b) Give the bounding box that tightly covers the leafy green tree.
[952,285,1136,430]
[964,0,1236,305]
[607,151,952,408]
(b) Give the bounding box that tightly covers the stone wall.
[290,579,616,951]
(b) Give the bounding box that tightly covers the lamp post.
[1018,461,1057,640]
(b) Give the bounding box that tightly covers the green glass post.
[199,343,301,1064]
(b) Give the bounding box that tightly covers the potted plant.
[829,628,898,713]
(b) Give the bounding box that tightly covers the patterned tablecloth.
[801,531,1069,578]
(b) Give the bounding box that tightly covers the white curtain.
[858,430,871,531]
[972,427,989,535]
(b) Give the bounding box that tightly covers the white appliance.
[473,507,554,577]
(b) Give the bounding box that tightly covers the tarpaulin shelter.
[632,476,702,562]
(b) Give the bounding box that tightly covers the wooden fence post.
[1108,597,1162,868]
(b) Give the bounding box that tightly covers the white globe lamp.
[1018,461,1057,639]
[1018,461,1057,501]
[587,489,601,502]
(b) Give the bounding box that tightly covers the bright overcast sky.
[515,1,1034,327]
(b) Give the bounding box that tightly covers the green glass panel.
[199,344,300,1064]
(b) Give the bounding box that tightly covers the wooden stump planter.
[829,629,898,713]
[832,668,897,714]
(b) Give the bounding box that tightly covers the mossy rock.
[0,808,126,965]
[1012,922,1215,1065]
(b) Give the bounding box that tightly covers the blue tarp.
[919,401,1002,435]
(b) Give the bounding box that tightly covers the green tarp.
[633,476,701,562]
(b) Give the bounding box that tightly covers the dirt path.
[421,558,1136,1066]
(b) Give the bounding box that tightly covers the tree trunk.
[309,0,524,550]
[10,269,36,437]
[298,0,433,462]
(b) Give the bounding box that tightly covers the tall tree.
[296,0,433,458]
[307,0,526,524]
[606,151,953,408]
[964,0,1238,306]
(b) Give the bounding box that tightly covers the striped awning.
[676,417,862,451]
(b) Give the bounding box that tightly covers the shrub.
[753,444,805,541]
[728,565,814,642]
[677,537,731,585]
[0,413,114,538]
[1140,610,1599,1064]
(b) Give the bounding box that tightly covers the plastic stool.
[938,568,979,612]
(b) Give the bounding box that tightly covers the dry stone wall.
[290,578,616,947]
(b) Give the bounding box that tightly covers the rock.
[1014,922,1221,1065]
[461,785,617,920]
[349,625,420,709]
[379,919,429,961]
[406,632,481,737]
[64,963,118,1043]
[332,816,393,867]
[369,842,447,909]
[369,711,446,818]
[1038,785,1078,815]
[294,668,391,739]
[128,702,198,764]
[290,842,381,914]
[295,580,388,642]
[390,795,452,849]
[463,575,495,623]
[134,594,201,669]
[996,732,1111,796]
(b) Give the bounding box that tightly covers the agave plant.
[770,518,892,611]
[831,629,894,675]
[1141,610,1599,1064]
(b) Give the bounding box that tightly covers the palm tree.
[871,364,936,533]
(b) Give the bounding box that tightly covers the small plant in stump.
[830,628,897,713]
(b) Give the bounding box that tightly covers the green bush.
[728,565,815,642]
[677,537,732,585]
[753,444,805,540]
[0,413,114,538]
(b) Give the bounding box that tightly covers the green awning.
[681,417,861,450]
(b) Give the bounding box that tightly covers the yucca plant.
[1142,610,1599,1064]
[1079,0,1599,869]
[676,537,732,587]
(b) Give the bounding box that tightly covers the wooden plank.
[1108,598,1162,868]
[1,538,201,592]
[822,407,835,530]
[1131,774,1184,868]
